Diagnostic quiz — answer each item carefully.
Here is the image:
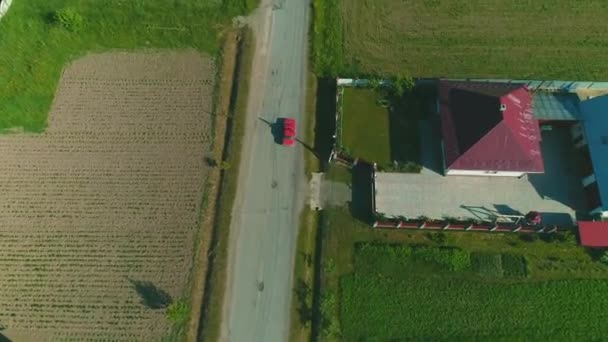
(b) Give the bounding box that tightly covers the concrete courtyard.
[374,123,587,226]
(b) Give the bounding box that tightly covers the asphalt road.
[220,0,310,341]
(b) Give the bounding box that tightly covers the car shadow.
[259,117,283,145]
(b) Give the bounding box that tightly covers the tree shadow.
[129,279,172,309]
[0,325,10,342]
[387,85,436,166]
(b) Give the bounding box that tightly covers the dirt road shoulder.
[193,28,256,342]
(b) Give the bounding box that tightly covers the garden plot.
[0,51,214,341]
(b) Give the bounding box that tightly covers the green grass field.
[318,0,608,79]
[0,0,256,132]
[318,206,608,341]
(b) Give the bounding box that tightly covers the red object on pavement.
[282,118,296,146]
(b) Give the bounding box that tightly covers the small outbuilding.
[439,81,544,177]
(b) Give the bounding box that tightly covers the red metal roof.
[578,221,608,247]
[439,81,544,173]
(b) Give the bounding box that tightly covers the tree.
[392,74,415,97]
[218,161,231,170]
[51,8,83,32]
[601,251,608,265]
[368,77,381,90]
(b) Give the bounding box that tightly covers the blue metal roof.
[532,92,580,121]
[579,96,608,211]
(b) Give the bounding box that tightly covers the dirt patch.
[0,51,214,341]
[186,30,240,342]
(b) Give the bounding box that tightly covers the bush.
[166,299,189,324]
[51,8,83,31]
[426,232,447,245]
[385,161,423,173]
[519,233,538,242]
[312,0,344,75]
[391,75,415,97]
[320,292,341,340]
[600,251,608,265]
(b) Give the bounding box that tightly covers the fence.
[372,219,562,234]
[337,77,608,93]
[328,84,351,166]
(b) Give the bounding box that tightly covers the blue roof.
[532,92,580,121]
[579,96,608,211]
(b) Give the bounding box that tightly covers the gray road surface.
[220,1,310,341]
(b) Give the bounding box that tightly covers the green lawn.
[317,0,608,79]
[340,87,391,164]
[318,206,608,341]
[340,86,424,170]
[0,0,256,132]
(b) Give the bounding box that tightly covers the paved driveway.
[375,125,586,226]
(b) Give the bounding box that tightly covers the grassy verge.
[0,0,256,132]
[319,205,608,340]
[198,27,255,342]
[312,0,344,76]
[288,69,322,341]
[289,207,319,341]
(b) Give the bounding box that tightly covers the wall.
[446,169,526,177]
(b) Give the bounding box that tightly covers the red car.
[282,118,296,146]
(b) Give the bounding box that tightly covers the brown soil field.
[0,51,214,341]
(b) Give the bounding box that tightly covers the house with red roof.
[439,80,544,177]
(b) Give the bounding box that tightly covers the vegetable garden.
[318,206,608,341]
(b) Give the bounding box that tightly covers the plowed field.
[0,51,214,341]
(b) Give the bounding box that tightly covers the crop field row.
[341,244,608,340]
[318,207,608,341]
[334,0,608,79]
[0,52,214,341]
